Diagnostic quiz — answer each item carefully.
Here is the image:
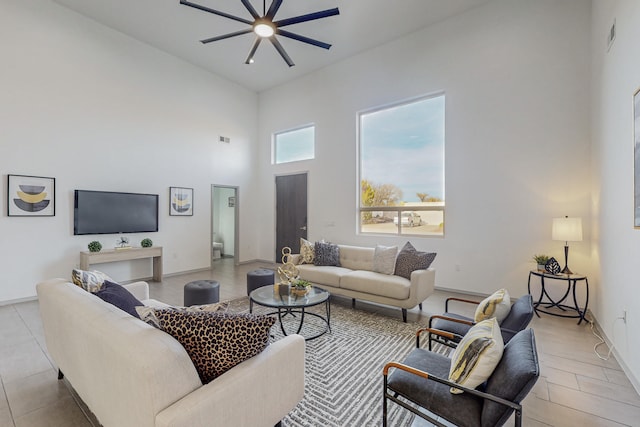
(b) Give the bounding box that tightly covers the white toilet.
[212,234,223,259]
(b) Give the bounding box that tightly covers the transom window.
[358,94,445,236]
[273,125,315,164]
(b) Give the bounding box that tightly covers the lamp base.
[561,244,573,275]
[561,266,573,275]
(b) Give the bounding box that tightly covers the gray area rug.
[228,297,436,427]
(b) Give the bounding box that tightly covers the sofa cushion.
[373,245,398,275]
[449,318,504,394]
[314,242,341,266]
[300,238,315,264]
[136,301,229,328]
[394,242,436,280]
[340,270,411,300]
[297,264,352,287]
[474,289,511,323]
[94,280,144,318]
[71,268,113,293]
[150,309,275,384]
[338,245,375,271]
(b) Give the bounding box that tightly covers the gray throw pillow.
[314,242,340,266]
[394,242,436,280]
[373,245,398,275]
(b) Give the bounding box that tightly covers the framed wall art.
[7,174,55,216]
[634,88,640,227]
[169,187,193,216]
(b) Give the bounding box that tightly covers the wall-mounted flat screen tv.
[74,190,159,235]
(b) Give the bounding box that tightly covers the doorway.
[211,185,238,265]
[275,173,308,262]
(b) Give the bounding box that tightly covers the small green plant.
[532,254,550,264]
[88,241,102,253]
[294,279,312,288]
[140,238,153,248]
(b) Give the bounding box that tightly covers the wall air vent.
[219,136,230,143]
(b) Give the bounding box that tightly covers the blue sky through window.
[360,95,445,203]
[275,125,314,164]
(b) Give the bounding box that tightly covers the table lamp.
[552,216,582,275]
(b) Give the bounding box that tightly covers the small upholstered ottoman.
[184,280,220,306]
[246,269,275,296]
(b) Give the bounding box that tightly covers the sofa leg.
[58,369,64,380]
[352,298,356,309]
[419,303,423,310]
[402,309,407,323]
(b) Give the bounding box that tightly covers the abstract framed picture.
[169,187,193,216]
[635,88,640,227]
[7,175,55,216]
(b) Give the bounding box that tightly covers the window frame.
[272,123,316,165]
[357,93,445,237]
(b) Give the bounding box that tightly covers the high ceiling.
[52,0,490,92]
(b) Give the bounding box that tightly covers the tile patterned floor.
[0,258,639,426]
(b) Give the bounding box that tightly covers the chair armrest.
[445,297,480,312]
[415,327,462,348]
[122,281,149,300]
[428,314,474,329]
[156,335,305,427]
[383,362,521,412]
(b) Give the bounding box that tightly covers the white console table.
[80,246,163,281]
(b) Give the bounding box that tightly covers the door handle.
[300,226,307,231]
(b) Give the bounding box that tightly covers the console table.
[527,270,588,325]
[80,246,163,281]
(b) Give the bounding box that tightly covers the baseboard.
[0,295,37,306]
[591,313,640,395]
[433,285,489,299]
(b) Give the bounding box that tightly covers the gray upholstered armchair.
[427,294,534,350]
[383,328,540,427]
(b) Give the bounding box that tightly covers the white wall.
[257,0,592,298]
[591,0,640,390]
[0,0,259,302]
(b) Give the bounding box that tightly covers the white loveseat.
[36,279,305,427]
[289,245,435,322]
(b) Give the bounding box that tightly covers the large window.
[359,94,445,236]
[273,125,315,164]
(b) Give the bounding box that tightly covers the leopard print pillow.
[393,242,436,280]
[152,310,275,384]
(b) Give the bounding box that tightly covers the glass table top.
[250,284,329,308]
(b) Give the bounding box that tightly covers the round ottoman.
[246,269,275,296]
[184,280,220,306]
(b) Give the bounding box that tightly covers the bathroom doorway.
[211,185,239,266]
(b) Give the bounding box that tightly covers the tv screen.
[74,190,159,235]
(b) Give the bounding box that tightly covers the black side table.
[527,270,589,325]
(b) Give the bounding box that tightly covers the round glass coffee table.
[249,284,331,340]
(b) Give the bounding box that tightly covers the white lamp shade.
[552,217,583,242]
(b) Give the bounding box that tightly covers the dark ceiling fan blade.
[265,0,284,20]
[244,37,263,64]
[270,37,295,67]
[240,0,260,20]
[277,29,331,50]
[201,28,253,44]
[180,0,253,25]
[274,8,340,28]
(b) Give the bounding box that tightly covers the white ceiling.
[52,0,490,92]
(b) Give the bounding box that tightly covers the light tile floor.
[1,258,639,426]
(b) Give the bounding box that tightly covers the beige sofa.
[289,245,435,322]
[36,279,304,427]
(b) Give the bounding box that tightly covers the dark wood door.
[275,173,308,262]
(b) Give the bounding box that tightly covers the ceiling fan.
[179,0,339,67]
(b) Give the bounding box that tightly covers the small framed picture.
[228,196,236,207]
[7,174,56,216]
[169,187,193,216]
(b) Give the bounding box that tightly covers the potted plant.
[140,238,153,248]
[532,254,550,272]
[88,241,102,253]
[292,279,312,295]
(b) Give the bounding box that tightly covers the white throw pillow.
[474,289,511,323]
[373,245,398,275]
[300,238,315,264]
[448,318,504,394]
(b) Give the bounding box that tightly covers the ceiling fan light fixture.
[254,22,275,38]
